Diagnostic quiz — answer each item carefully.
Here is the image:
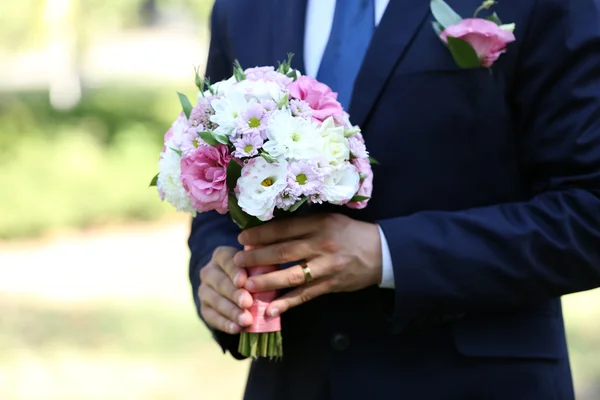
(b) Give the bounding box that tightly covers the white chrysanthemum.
[319,162,360,205]
[210,87,249,137]
[164,113,189,152]
[237,157,289,221]
[263,110,323,161]
[319,116,350,165]
[200,76,237,99]
[234,79,284,103]
[157,149,197,215]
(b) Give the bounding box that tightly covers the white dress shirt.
[304,0,395,289]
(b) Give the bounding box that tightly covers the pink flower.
[180,144,231,214]
[289,76,345,124]
[245,66,293,89]
[348,133,368,159]
[440,18,515,68]
[347,158,373,210]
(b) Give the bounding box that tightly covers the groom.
[188,0,600,399]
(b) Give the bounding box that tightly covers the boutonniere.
[430,0,516,68]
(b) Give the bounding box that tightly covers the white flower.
[319,116,350,165]
[164,113,189,152]
[157,149,197,215]
[237,157,289,221]
[210,87,249,137]
[319,162,360,205]
[263,110,323,161]
[234,79,284,103]
[200,76,237,98]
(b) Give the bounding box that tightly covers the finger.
[203,264,253,309]
[238,215,320,246]
[245,260,326,293]
[234,239,318,268]
[199,284,253,327]
[265,279,331,317]
[213,246,247,287]
[200,304,242,334]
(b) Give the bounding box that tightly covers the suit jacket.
[188,0,600,399]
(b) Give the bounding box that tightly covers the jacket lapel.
[271,0,308,74]
[349,0,431,128]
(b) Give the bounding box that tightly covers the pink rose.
[441,18,515,68]
[289,76,345,124]
[180,144,231,214]
[347,157,373,210]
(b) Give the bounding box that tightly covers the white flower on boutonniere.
[431,0,516,68]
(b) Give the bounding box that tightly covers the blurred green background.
[0,1,598,399]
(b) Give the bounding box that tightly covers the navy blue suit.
[188,0,600,398]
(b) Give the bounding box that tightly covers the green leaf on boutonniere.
[446,36,481,68]
[198,131,220,146]
[177,92,193,120]
[432,21,444,37]
[486,12,502,25]
[149,173,158,187]
[430,0,463,29]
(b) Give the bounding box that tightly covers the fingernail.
[234,254,243,266]
[233,272,241,286]
[228,322,238,334]
[237,292,246,307]
[269,307,280,317]
[238,313,251,326]
[245,280,255,291]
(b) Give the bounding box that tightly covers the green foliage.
[0,86,189,239]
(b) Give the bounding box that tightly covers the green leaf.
[177,92,193,119]
[288,197,308,213]
[212,133,230,145]
[198,131,220,147]
[149,173,159,187]
[226,159,243,191]
[432,21,444,37]
[233,60,246,82]
[369,156,379,165]
[446,36,481,69]
[351,195,370,202]
[260,152,278,163]
[486,12,502,25]
[430,0,463,29]
[169,147,183,156]
[277,92,289,109]
[228,192,262,230]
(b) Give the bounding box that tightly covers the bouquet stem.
[238,331,283,359]
[237,245,283,360]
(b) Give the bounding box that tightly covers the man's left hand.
[234,213,383,317]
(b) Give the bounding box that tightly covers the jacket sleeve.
[378,0,600,332]
[187,0,247,359]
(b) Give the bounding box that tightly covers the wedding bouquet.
[150,56,374,359]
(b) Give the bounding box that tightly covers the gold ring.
[300,261,313,284]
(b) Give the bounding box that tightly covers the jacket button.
[331,333,350,351]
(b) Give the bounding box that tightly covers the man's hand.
[234,213,383,317]
[198,246,254,334]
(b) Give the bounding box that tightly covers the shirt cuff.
[378,224,395,289]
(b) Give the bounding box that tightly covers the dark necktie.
[316,0,376,109]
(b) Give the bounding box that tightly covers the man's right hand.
[198,246,254,334]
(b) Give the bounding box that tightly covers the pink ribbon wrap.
[243,245,281,333]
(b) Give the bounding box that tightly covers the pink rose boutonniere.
[431,0,516,68]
